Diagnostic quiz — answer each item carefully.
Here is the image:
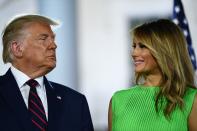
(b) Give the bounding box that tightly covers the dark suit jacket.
[0,69,94,131]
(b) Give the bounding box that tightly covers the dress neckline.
[135,84,160,90]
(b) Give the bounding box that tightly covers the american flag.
[172,0,197,70]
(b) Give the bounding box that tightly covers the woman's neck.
[143,72,162,87]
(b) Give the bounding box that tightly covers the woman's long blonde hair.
[132,19,195,117]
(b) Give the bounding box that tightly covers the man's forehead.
[37,33,56,38]
[23,22,54,34]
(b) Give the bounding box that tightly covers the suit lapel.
[0,69,33,131]
[44,77,65,131]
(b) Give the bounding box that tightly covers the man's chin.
[45,64,56,73]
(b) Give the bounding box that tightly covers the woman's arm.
[189,94,197,131]
[108,99,112,131]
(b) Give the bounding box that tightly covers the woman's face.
[132,38,160,75]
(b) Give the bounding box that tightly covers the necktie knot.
[26,79,39,88]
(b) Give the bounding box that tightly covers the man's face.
[19,22,57,75]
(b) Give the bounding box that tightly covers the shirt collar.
[11,66,44,88]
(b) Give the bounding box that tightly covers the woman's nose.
[131,47,139,58]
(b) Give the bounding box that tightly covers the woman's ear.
[10,41,23,57]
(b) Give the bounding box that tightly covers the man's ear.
[10,41,23,57]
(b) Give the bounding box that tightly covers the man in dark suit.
[0,14,94,131]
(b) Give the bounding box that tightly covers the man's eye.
[39,37,47,40]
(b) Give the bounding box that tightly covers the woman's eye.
[139,44,147,48]
[132,43,136,48]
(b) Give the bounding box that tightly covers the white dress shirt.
[11,66,48,119]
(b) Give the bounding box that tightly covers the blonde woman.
[108,19,197,131]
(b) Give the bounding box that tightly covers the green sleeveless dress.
[112,85,197,131]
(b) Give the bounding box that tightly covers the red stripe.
[32,119,45,131]
[30,100,46,115]
[30,91,43,105]
[29,108,47,125]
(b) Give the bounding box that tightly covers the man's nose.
[48,39,57,49]
[51,42,57,49]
